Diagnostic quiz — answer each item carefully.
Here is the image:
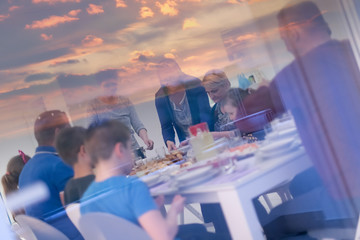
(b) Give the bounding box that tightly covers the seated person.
[2,151,31,216]
[2,151,30,196]
[80,120,212,240]
[55,126,94,205]
[202,69,237,140]
[18,110,83,240]
[223,88,271,140]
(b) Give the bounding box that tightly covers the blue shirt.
[80,176,157,226]
[19,146,74,220]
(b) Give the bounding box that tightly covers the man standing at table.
[19,110,83,240]
[252,1,360,238]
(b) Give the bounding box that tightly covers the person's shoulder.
[155,87,166,98]
[183,75,202,88]
[127,177,148,191]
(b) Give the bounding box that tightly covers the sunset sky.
[0,0,357,172]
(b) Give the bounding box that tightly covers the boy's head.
[35,110,70,146]
[85,120,132,173]
[55,126,87,167]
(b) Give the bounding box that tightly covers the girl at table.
[2,151,31,216]
[1,151,30,196]
[222,88,272,140]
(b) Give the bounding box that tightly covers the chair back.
[355,215,360,240]
[15,215,69,240]
[79,212,151,240]
[65,203,81,230]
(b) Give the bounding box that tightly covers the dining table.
[150,146,313,240]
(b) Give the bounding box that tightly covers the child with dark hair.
[55,126,94,205]
[1,151,30,195]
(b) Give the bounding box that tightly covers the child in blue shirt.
[81,120,191,240]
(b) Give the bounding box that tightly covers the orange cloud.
[236,33,258,42]
[140,7,154,19]
[182,17,200,30]
[87,4,104,15]
[0,14,9,22]
[227,0,243,3]
[130,50,156,63]
[227,0,265,4]
[9,5,20,12]
[82,35,103,47]
[25,15,79,29]
[156,0,178,16]
[115,0,127,7]
[41,33,53,40]
[68,9,81,16]
[183,55,198,62]
[32,0,81,4]
[164,53,175,59]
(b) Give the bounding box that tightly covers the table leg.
[218,189,264,240]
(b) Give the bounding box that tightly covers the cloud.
[140,7,154,19]
[56,73,95,89]
[40,33,53,40]
[156,0,178,16]
[82,35,104,47]
[9,6,20,12]
[87,4,104,15]
[182,17,200,30]
[24,72,55,82]
[130,50,156,63]
[164,53,175,59]
[183,55,198,62]
[68,9,81,16]
[0,47,71,70]
[227,0,245,3]
[115,0,127,7]
[227,0,267,4]
[49,59,81,67]
[25,14,79,29]
[32,0,81,4]
[0,14,10,22]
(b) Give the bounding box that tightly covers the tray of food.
[130,150,186,177]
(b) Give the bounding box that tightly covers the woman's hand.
[144,139,154,150]
[139,129,154,150]
[166,141,177,152]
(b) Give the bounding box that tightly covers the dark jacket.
[155,77,212,144]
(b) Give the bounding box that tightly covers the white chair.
[355,215,360,240]
[79,212,151,240]
[15,215,69,240]
[65,203,81,230]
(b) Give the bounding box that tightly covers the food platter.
[130,150,187,177]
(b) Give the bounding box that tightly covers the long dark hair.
[1,153,30,195]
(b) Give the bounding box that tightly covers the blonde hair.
[202,69,231,90]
